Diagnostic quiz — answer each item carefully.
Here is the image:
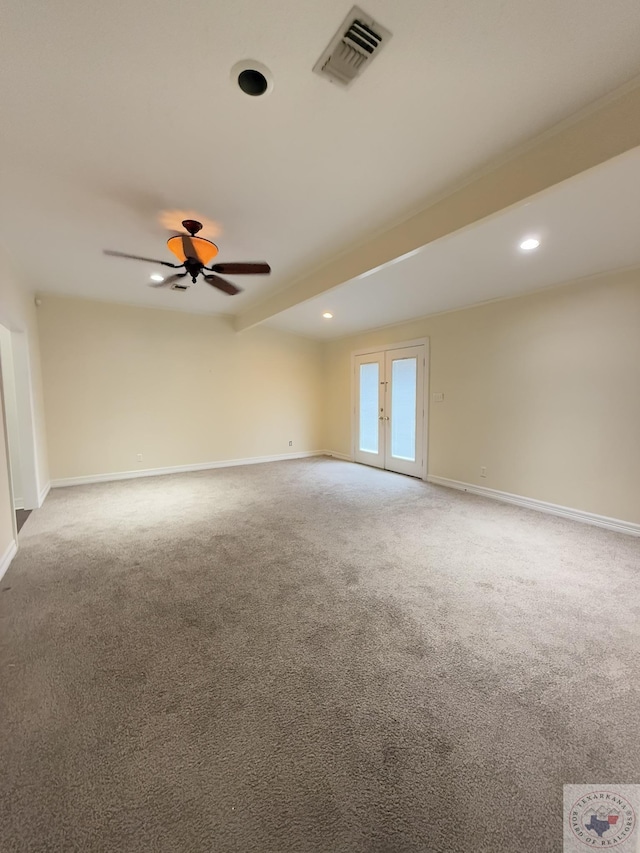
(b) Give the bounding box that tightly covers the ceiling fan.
[104,220,270,295]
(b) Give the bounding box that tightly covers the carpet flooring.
[1,458,638,852]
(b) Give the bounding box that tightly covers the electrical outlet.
[137,453,143,462]
[288,441,293,447]
[432,392,444,403]
[480,466,487,478]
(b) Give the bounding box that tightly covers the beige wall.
[38,295,324,480]
[324,268,640,524]
[15,269,640,529]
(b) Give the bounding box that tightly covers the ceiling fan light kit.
[104,220,271,295]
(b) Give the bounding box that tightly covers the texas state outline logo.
[564,786,639,851]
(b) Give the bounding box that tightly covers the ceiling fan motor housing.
[184,257,204,282]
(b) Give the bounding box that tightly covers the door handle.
[379,416,389,420]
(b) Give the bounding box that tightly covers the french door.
[354,344,426,478]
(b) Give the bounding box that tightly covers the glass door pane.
[359,362,379,453]
[390,357,417,461]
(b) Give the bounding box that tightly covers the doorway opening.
[0,323,41,533]
[0,325,24,533]
[352,339,429,479]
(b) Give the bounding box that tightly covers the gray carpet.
[1,458,638,852]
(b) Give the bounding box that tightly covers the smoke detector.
[313,6,391,88]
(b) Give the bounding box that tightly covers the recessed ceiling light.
[150,273,164,282]
[231,60,274,96]
[322,312,333,319]
[520,238,540,251]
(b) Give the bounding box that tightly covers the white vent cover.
[313,6,391,88]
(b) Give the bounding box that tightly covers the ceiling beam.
[235,80,640,331]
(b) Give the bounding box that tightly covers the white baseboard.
[0,539,18,583]
[38,481,51,507]
[13,498,24,510]
[51,451,326,489]
[324,451,353,462]
[427,475,640,537]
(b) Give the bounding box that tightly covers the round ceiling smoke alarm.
[231,60,274,97]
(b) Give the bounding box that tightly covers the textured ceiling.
[2,0,640,325]
[267,148,640,338]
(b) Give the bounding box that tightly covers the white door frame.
[0,316,42,510]
[351,338,430,480]
[0,355,18,542]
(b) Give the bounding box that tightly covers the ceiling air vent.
[313,6,391,88]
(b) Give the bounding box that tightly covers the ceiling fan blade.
[204,274,242,295]
[104,249,180,268]
[149,272,188,288]
[209,262,271,275]
[181,235,199,261]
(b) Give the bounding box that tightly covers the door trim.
[0,319,42,511]
[0,351,18,543]
[351,338,430,480]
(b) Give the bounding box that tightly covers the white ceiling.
[267,147,640,338]
[2,0,640,322]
